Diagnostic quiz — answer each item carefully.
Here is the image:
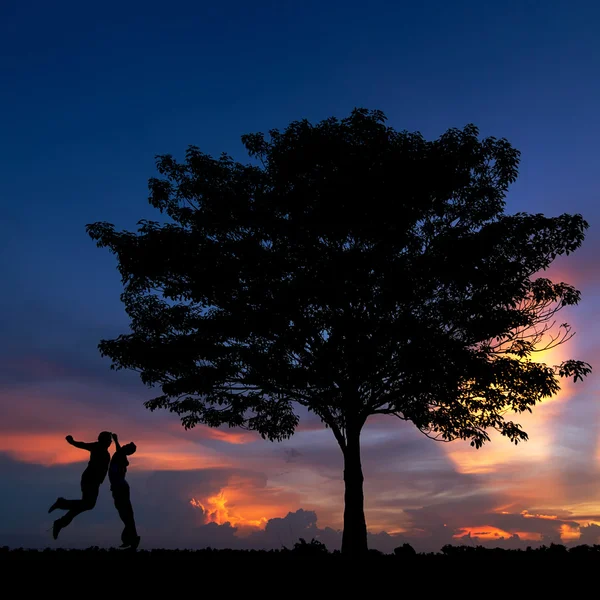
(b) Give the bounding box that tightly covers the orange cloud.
[454,526,513,540]
[0,385,240,470]
[175,424,258,445]
[0,433,90,466]
[0,431,232,471]
[190,490,268,529]
[189,484,302,534]
[560,523,580,542]
[132,446,231,471]
[521,510,558,521]
[206,429,257,444]
[454,525,542,542]
[513,531,543,541]
[565,503,600,521]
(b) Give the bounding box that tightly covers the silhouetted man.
[109,432,140,550]
[48,431,112,539]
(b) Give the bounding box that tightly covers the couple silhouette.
[48,431,140,550]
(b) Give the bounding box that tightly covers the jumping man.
[48,431,113,539]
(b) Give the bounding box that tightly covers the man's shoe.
[52,520,63,540]
[130,536,141,550]
[48,498,64,513]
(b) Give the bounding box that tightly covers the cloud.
[0,375,264,471]
[389,496,583,552]
[578,523,600,545]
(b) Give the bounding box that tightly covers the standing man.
[109,432,140,550]
[48,431,113,539]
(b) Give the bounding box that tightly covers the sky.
[1,0,600,553]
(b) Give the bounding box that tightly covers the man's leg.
[53,482,99,539]
[49,468,97,513]
[113,485,139,547]
[50,497,83,512]
[121,507,139,546]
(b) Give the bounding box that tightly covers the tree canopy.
[87,108,591,555]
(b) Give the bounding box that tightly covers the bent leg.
[58,502,86,527]
[54,497,84,511]
[56,482,99,528]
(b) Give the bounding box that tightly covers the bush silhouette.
[291,538,329,556]
[394,543,417,557]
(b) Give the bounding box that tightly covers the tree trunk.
[341,430,368,556]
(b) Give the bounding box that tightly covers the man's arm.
[65,435,95,451]
[112,433,121,452]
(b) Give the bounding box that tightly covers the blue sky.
[1,0,600,552]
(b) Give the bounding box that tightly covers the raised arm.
[65,435,95,451]
[112,433,121,452]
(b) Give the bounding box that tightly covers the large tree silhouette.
[87,109,591,556]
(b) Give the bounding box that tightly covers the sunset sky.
[2,0,600,552]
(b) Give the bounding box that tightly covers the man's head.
[123,442,137,456]
[98,431,113,448]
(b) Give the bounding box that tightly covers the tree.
[87,108,592,557]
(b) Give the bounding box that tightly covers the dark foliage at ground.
[2,539,600,560]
